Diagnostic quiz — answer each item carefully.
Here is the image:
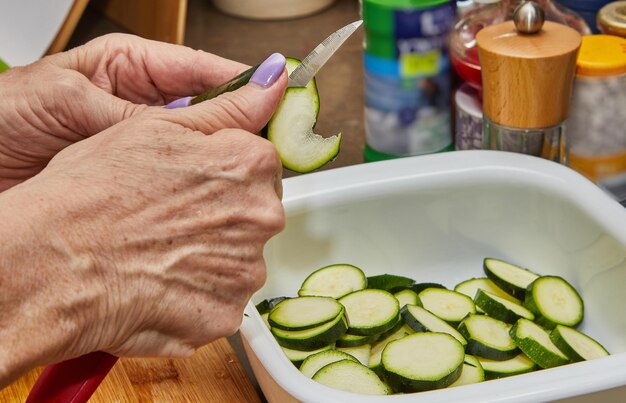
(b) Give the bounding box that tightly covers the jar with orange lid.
[567,35,626,198]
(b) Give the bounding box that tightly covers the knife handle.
[26,352,118,403]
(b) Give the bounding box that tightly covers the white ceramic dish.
[240,150,626,402]
[212,0,336,20]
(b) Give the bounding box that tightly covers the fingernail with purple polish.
[164,96,193,109]
[250,53,286,88]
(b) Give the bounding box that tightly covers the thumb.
[163,53,288,135]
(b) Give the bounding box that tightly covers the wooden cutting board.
[0,338,261,402]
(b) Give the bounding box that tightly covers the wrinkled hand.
[0,33,246,190]
[0,52,287,386]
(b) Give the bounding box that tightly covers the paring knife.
[25,20,362,403]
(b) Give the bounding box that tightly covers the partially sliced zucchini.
[337,344,372,366]
[298,263,366,299]
[455,277,521,314]
[417,288,476,325]
[394,289,418,308]
[474,289,535,324]
[525,276,584,329]
[509,318,570,368]
[483,258,539,300]
[312,360,392,395]
[448,355,485,388]
[549,325,609,362]
[271,312,348,351]
[281,344,335,368]
[339,289,400,336]
[458,314,519,360]
[300,350,358,378]
[477,353,537,380]
[268,296,343,331]
[382,332,465,392]
[268,58,341,173]
[255,296,290,315]
[401,304,467,346]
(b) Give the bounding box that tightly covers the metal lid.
[597,1,626,37]
[576,34,626,76]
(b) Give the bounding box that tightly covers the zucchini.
[524,276,584,329]
[298,263,366,299]
[458,314,519,360]
[382,333,465,392]
[336,332,379,348]
[474,289,535,324]
[336,344,372,366]
[368,325,411,374]
[509,318,570,368]
[394,289,418,308]
[299,350,358,378]
[312,360,393,395]
[483,258,539,300]
[401,304,467,346]
[448,355,485,388]
[366,274,415,292]
[268,296,343,331]
[455,277,521,314]
[255,296,289,315]
[271,312,348,351]
[261,312,270,329]
[339,289,400,336]
[477,353,537,380]
[281,344,335,368]
[268,58,340,173]
[402,282,446,295]
[417,288,476,325]
[549,325,609,362]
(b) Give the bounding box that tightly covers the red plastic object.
[26,352,118,403]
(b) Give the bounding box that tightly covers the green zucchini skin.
[483,258,539,300]
[271,313,348,351]
[336,332,380,348]
[340,289,400,336]
[509,319,570,369]
[190,65,258,105]
[255,296,289,315]
[366,274,415,292]
[281,344,335,368]
[312,359,393,395]
[299,350,358,378]
[474,289,534,324]
[478,354,537,380]
[458,315,519,361]
[524,276,584,330]
[549,325,609,362]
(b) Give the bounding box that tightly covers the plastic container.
[450,0,591,90]
[361,0,456,161]
[597,1,626,36]
[567,35,626,197]
[240,151,626,402]
[211,0,336,20]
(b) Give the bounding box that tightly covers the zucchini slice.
[337,344,372,366]
[336,332,379,348]
[366,274,415,292]
[549,325,609,362]
[483,258,539,300]
[458,314,519,360]
[417,288,476,325]
[368,325,412,374]
[394,289,419,308]
[401,304,467,346]
[300,350,358,378]
[261,312,271,329]
[271,312,348,351]
[474,289,535,324]
[448,355,485,388]
[477,353,537,380]
[255,296,290,315]
[312,360,393,395]
[267,58,341,173]
[509,318,570,368]
[298,263,366,299]
[339,289,400,336]
[525,276,584,329]
[455,277,521,314]
[268,296,343,331]
[281,344,335,368]
[382,332,465,392]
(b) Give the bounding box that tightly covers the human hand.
[0,54,287,387]
[0,33,248,191]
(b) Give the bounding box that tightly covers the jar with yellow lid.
[567,35,626,198]
[597,1,626,37]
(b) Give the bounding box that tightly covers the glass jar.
[450,0,591,90]
[597,1,626,37]
[567,35,626,196]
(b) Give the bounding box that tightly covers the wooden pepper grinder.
[476,1,582,163]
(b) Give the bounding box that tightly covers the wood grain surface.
[0,338,261,402]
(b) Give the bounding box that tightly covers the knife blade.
[287,20,362,88]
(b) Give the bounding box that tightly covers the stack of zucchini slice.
[256,259,610,395]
